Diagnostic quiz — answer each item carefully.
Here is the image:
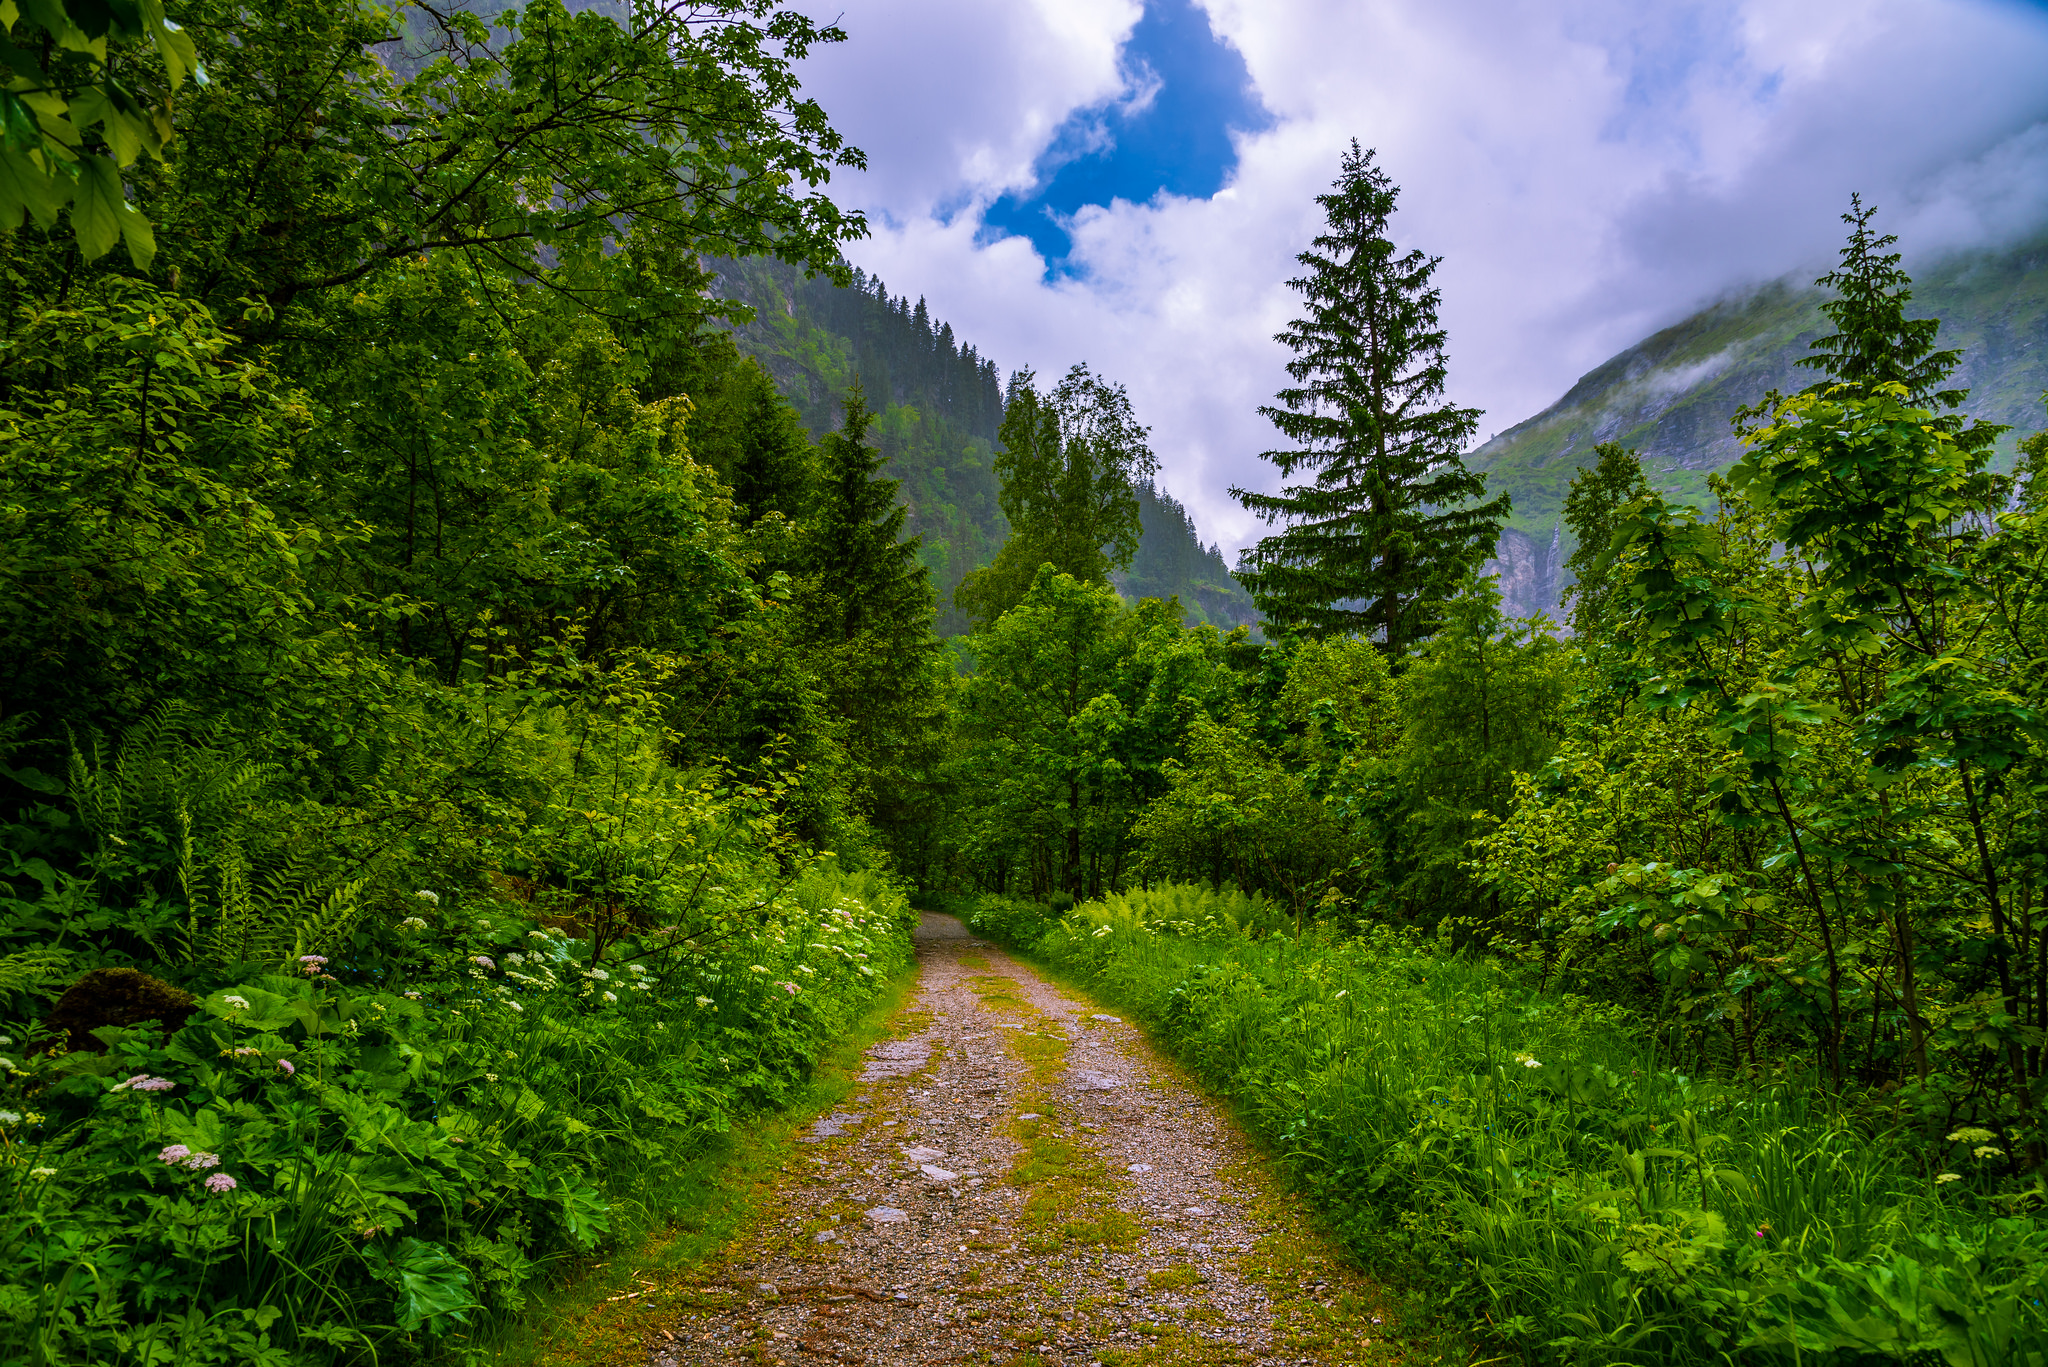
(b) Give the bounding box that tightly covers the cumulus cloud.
[796,0,2048,553]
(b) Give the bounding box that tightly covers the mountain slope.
[709,257,1257,633]
[1470,231,2048,618]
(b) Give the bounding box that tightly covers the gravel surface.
[641,914,1415,1367]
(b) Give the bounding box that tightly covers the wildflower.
[204,1173,238,1194]
[471,956,496,971]
[779,981,801,995]
[474,918,493,930]
[695,996,714,1008]
[1974,1146,2005,1161]
[1936,1173,1963,1184]
[112,1075,175,1093]
[30,1167,55,1179]
[628,963,647,975]
[403,991,422,1000]
[1334,990,1349,999]
[1947,1127,1996,1144]
[415,890,441,904]
[505,952,526,966]
[484,1073,499,1083]
[300,954,328,966]
[222,995,251,1010]
[748,965,769,974]
[585,968,610,981]
[399,917,428,930]
[276,1060,296,1076]
[182,1152,221,1170]
[508,1001,524,1013]
[23,1112,41,1125]
[859,966,873,976]
[0,1110,17,1125]
[1513,1053,1542,1068]
[224,1047,261,1059]
[158,1144,193,1164]
[603,991,618,1003]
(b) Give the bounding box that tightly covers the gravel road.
[641,913,1418,1367]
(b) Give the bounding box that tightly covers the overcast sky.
[792,0,2048,553]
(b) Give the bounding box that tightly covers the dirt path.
[638,914,1423,1367]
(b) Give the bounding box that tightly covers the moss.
[42,967,197,1053]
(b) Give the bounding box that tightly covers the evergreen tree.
[1559,441,1653,639]
[955,363,1156,629]
[1232,142,1508,651]
[1798,195,1964,406]
[800,386,949,856]
[805,385,932,644]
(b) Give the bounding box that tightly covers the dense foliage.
[978,884,2047,1367]
[944,201,2048,1364]
[0,2,938,1360]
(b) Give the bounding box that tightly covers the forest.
[1,3,2044,1366]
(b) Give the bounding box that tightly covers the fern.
[0,946,74,997]
[194,836,369,970]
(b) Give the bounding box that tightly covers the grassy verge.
[972,887,2048,1367]
[485,958,923,1367]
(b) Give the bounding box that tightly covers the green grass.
[486,957,923,1367]
[988,891,2048,1367]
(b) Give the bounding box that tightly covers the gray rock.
[1090,1014,1122,1022]
[919,1164,958,1182]
[901,1144,948,1163]
[867,1206,911,1223]
[1128,1163,1153,1173]
[1072,1069,1122,1091]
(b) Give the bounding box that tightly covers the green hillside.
[708,256,1256,632]
[1470,231,2048,616]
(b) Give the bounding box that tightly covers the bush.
[0,864,909,1365]
[962,895,1061,950]
[1038,887,2048,1367]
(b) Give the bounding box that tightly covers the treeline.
[0,2,941,1361]
[946,159,2048,1166]
[945,155,2048,1363]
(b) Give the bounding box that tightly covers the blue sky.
[979,0,1272,272]
[798,0,2048,552]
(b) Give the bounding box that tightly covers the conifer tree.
[800,386,949,854]
[1233,143,1508,651]
[805,385,932,645]
[1799,195,1964,406]
[1559,441,1653,640]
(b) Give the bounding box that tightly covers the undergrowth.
[976,883,2048,1367]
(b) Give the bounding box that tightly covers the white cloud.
[796,0,2048,554]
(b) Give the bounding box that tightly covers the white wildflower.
[415,890,440,904]
[603,991,618,1003]
[1936,1173,1963,1184]
[695,996,714,1008]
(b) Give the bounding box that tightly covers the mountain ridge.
[1472,231,2048,619]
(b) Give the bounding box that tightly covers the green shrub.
[0,865,909,1365]
[1040,890,2048,1367]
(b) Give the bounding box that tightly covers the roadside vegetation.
[3,2,2044,1364]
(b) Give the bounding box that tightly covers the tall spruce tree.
[1232,143,1508,651]
[1798,195,1965,406]
[800,386,949,855]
